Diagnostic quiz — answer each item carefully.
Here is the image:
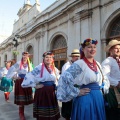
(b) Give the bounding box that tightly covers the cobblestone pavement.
[0,90,65,120]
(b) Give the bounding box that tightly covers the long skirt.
[14,78,33,105]
[33,82,60,120]
[71,83,106,120]
[104,88,120,120]
[61,100,72,118]
[0,77,13,92]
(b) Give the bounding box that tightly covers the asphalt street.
[0,89,64,120]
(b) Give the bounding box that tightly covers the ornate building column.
[35,31,45,64]
[71,13,81,48]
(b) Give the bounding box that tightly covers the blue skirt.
[0,77,13,92]
[71,83,106,120]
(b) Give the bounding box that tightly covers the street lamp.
[13,35,21,47]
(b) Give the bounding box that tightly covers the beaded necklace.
[83,57,98,74]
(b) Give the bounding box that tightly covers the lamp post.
[12,35,21,57]
[13,35,21,47]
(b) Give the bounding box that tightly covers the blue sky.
[0,0,56,36]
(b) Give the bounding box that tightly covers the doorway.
[53,48,67,72]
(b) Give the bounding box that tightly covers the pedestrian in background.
[21,51,60,120]
[57,38,110,120]
[61,49,80,120]
[6,52,33,120]
[102,39,120,120]
[0,60,13,102]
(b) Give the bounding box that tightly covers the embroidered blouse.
[21,63,60,88]
[6,61,29,79]
[57,59,110,102]
[0,67,8,79]
[102,57,120,86]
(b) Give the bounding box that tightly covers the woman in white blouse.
[0,60,13,102]
[21,51,60,120]
[6,52,33,120]
[57,38,110,120]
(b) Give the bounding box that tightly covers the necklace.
[23,63,28,69]
[83,57,98,74]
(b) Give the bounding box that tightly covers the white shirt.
[6,61,29,79]
[21,63,60,88]
[61,61,71,74]
[0,67,8,79]
[57,59,110,102]
[102,57,120,86]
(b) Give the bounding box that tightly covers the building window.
[4,54,7,61]
[27,45,33,63]
[109,18,120,38]
[52,35,67,49]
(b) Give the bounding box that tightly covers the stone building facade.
[0,0,120,71]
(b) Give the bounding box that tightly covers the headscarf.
[20,52,33,72]
[40,51,56,78]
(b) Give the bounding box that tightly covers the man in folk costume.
[21,51,60,120]
[61,49,80,120]
[0,60,13,102]
[6,52,33,120]
[102,39,120,120]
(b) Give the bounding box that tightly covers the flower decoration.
[80,38,98,47]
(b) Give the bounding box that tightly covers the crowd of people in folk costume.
[0,38,120,120]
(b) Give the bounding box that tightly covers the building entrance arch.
[51,35,67,71]
[107,16,120,41]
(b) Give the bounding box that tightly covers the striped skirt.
[0,77,13,92]
[33,81,60,120]
[14,78,33,105]
[71,83,106,120]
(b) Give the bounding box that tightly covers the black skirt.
[14,78,33,105]
[33,85,60,120]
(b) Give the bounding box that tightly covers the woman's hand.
[35,84,44,89]
[79,88,91,96]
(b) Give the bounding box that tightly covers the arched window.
[51,35,67,71]
[27,45,33,54]
[109,17,120,39]
[26,45,33,63]
[4,54,7,61]
[51,35,67,49]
